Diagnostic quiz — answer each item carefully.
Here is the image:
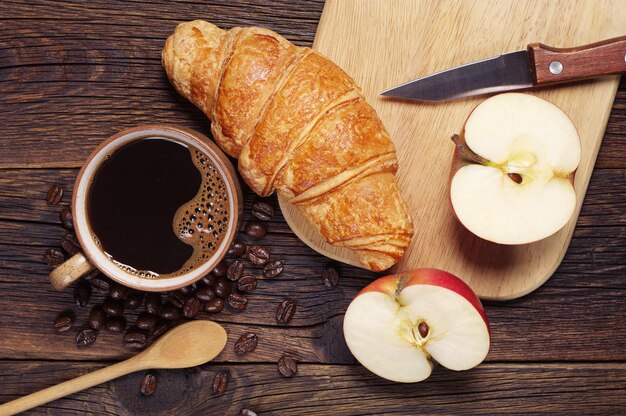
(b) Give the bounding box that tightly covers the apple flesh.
[450,93,581,245]
[343,269,490,383]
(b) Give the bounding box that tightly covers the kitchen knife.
[380,36,626,101]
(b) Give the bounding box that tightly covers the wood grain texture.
[280,0,626,300]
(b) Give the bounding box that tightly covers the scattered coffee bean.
[59,207,74,230]
[263,259,284,278]
[212,261,228,277]
[43,248,65,267]
[195,285,216,302]
[322,266,340,287]
[204,298,225,313]
[214,279,232,298]
[46,184,64,205]
[145,293,161,315]
[110,283,128,300]
[74,280,91,307]
[183,297,201,319]
[234,332,258,355]
[227,293,248,311]
[212,371,228,395]
[105,316,126,333]
[53,311,74,332]
[179,283,197,296]
[247,245,270,266]
[136,312,158,332]
[168,291,186,309]
[228,240,247,257]
[151,320,169,338]
[61,232,81,255]
[125,293,144,310]
[227,260,244,282]
[102,297,124,316]
[90,274,111,295]
[140,372,157,396]
[201,274,216,287]
[244,221,267,239]
[251,201,274,221]
[239,410,258,416]
[75,328,97,348]
[276,300,296,325]
[277,355,298,378]
[88,305,106,331]
[159,303,182,321]
[237,276,257,292]
[124,328,148,349]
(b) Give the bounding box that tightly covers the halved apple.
[343,269,490,383]
[450,93,581,245]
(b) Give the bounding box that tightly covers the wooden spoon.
[0,320,227,416]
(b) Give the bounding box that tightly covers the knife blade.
[380,36,626,102]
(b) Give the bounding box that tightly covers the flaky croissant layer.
[162,20,413,271]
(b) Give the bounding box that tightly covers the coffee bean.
[239,410,258,416]
[322,266,340,287]
[43,248,65,267]
[227,260,244,282]
[168,291,186,309]
[227,293,248,311]
[204,298,224,313]
[136,312,158,331]
[227,240,247,257]
[46,184,63,205]
[277,355,298,378]
[276,300,296,325]
[214,279,232,298]
[88,305,106,331]
[212,371,228,394]
[263,260,284,278]
[247,245,270,266]
[90,274,111,295]
[75,328,97,348]
[251,201,274,221]
[237,276,257,292]
[195,285,216,302]
[105,315,126,333]
[183,297,201,318]
[124,328,148,349]
[110,283,128,300]
[234,332,258,355]
[212,261,228,277]
[61,232,81,255]
[145,293,161,314]
[244,221,267,239]
[125,293,144,310]
[53,311,74,332]
[201,274,216,287]
[179,283,197,296]
[59,207,74,230]
[102,297,124,316]
[74,280,91,307]
[140,372,157,396]
[159,303,182,321]
[151,320,169,338]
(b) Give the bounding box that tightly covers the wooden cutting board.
[279,0,625,300]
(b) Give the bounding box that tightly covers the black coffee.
[87,138,230,278]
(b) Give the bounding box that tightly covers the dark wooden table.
[1,1,625,414]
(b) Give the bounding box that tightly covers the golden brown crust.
[162,21,414,271]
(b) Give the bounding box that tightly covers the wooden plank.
[1,361,625,415]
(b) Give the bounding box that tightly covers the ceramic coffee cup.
[50,125,242,292]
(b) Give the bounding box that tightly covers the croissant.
[162,20,413,271]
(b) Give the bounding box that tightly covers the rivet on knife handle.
[528,35,626,85]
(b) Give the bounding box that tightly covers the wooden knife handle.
[528,36,626,86]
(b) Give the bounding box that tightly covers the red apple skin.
[356,268,490,334]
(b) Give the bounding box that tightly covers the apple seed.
[507,173,523,184]
[418,321,429,338]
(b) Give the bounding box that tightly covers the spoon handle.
[0,356,143,416]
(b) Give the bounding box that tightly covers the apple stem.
[451,134,491,166]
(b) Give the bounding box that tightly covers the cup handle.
[49,253,96,291]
